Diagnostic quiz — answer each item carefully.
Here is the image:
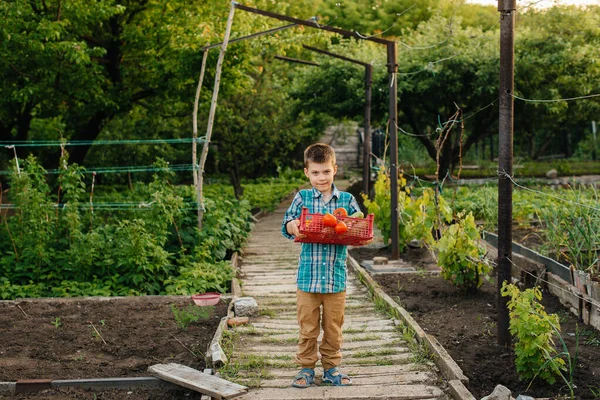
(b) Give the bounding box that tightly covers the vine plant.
[363,168,489,291]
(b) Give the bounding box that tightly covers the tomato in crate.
[294,207,374,246]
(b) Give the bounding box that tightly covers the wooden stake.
[192,49,209,189]
[197,1,237,230]
[89,322,107,345]
[17,304,29,317]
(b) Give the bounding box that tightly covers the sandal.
[291,368,315,388]
[322,367,352,386]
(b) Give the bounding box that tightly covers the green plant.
[435,212,490,292]
[51,317,62,329]
[362,169,412,252]
[170,304,214,330]
[501,282,567,385]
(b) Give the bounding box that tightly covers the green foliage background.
[0,155,304,299]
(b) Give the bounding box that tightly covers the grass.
[343,326,368,334]
[352,349,401,358]
[258,308,277,318]
[260,336,298,345]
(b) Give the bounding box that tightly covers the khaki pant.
[295,289,346,370]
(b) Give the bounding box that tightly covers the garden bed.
[0,296,228,399]
[349,245,600,399]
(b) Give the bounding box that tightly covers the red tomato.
[334,221,348,234]
[333,207,348,217]
[322,213,338,227]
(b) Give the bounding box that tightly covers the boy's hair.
[304,143,336,168]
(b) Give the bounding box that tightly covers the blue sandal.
[291,368,315,388]
[322,367,352,386]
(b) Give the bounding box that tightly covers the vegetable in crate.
[334,221,348,234]
[333,207,348,217]
[350,211,364,218]
[322,213,338,227]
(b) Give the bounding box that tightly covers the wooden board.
[148,363,247,399]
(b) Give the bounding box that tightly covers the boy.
[281,143,359,388]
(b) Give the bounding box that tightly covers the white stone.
[481,384,511,400]
[546,169,558,179]
[234,297,259,317]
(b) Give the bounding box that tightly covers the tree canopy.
[1,0,599,184]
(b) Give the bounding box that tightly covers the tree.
[513,6,600,159]
[0,0,230,169]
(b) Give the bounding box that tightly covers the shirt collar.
[311,184,340,199]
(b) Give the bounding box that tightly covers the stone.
[515,396,535,400]
[546,169,558,179]
[373,257,388,265]
[234,297,258,317]
[481,384,511,400]
[227,317,250,327]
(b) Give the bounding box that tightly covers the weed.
[51,317,62,329]
[261,336,297,345]
[170,304,214,330]
[343,326,367,334]
[258,308,277,318]
[581,329,600,346]
[352,349,398,358]
[345,334,382,342]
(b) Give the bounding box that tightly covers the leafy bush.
[0,155,260,299]
[164,261,234,295]
[435,212,490,292]
[501,282,566,384]
[364,169,489,291]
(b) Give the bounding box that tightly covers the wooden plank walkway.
[227,204,451,400]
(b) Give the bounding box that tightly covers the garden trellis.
[1,138,205,211]
[195,1,402,257]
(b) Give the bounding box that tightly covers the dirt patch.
[349,245,600,399]
[0,296,228,399]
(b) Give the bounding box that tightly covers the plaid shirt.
[281,185,360,293]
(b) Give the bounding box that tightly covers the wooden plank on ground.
[149,363,247,399]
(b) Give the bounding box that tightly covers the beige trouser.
[295,289,346,370]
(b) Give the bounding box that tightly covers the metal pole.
[497,0,516,346]
[273,55,320,66]
[388,42,399,260]
[201,23,297,51]
[364,64,372,197]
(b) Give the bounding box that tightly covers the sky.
[466,0,599,7]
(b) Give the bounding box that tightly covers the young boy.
[281,143,359,388]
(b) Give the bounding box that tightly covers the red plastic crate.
[294,207,374,246]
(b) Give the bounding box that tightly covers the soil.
[349,245,600,399]
[0,296,228,399]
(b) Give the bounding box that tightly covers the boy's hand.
[286,219,301,237]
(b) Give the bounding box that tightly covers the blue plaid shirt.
[281,185,360,293]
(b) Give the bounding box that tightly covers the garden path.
[229,199,451,400]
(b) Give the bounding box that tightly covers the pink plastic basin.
[192,292,221,306]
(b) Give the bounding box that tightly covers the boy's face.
[304,160,337,194]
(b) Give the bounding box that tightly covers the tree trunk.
[64,112,108,166]
[228,144,244,200]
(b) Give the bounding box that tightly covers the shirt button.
[323,263,326,265]
[322,276,325,279]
